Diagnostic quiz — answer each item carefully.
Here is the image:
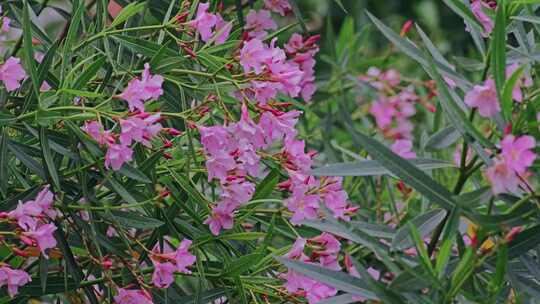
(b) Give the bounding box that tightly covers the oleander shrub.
[0,0,539,303]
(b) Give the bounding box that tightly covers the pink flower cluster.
[188,3,232,45]
[245,10,277,39]
[5,186,58,259]
[464,64,532,118]
[485,134,536,194]
[150,239,196,288]
[201,102,355,234]
[83,64,167,171]
[362,67,418,139]
[239,34,320,103]
[0,57,26,92]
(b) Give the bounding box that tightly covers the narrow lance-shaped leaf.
[492,2,508,120]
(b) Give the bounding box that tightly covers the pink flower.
[120,113,162,147]
[285,188,319,224]
[114,288,153,304]
[284,140,313,173]
[305,282,338,304]
[214,15,232,45]
[119,63,164,112]
[500,135,536,174]
[205,151,236,183]
[245,10,277,39]
[221,179,256,206]
[174,239,196,273]
[391,139,416,159]
[267,60,304,98]
[152,261,176,288]
[105,144,133,171]
[311,233,341,255]
[230,103,266,149]
[370,98,396,129]
[239,38,271,74]
[464,78,500,118]
[82,121,114,146]
[320,177,353,221]
[0,57,26,91]
[0,266,31,297]
[204,202,235,235]
[264,0,292,16]
[188,3,217,42]
[8,201,41,231]
[199,125,232,155]
[485,158,522,194]
[7,186,56,230]
[1,16,10,33]
[250,80,280,104]
[24,223,57,258]
[259,110,300,143]
[469,1,494,37]
[285,237,309,261]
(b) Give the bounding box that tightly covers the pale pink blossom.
[24,223,57,258]
[245,10,277,39]
[464,78,500,117]
[119,63,164,112]
[469,1,494,37]
[119,113,162,147]
[240,38,271,74]
[151,261,176,288]
[189,3,217,42]
[0,57,26,91]
[1,16,10,33]
[485,158,522,194]
[173,239,196,274]
[214,15,232,45]
[0,266,31,297]
[500,135,536,174]
[285,188,319,224]
[114,288,153,304]
[105,144,133,171]
[204,202,235,235]
[264,0,291,16]
[82,121,114,146]
[205,150,236,183]
[391,139,416,159]
[259,110,300,143]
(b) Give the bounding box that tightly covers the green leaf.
[312,158,453,177]
[7,277,78,297]
[448,247,476,298]
[59,88,104,98]
[512,15,540,24]
[39,127,61,189]
[333,0,348,13]
[408,223,436,276]
[22,0,40,98]
[112,35,177,58]
[507,225,540,258]
[502,64,524,119]
[105,177,138,204]
[103,210,165,229]
[252,168,280,200]
[0,129,8,195]
[443,0,485,33]
[118,164,152,183]
[492,3,507,118]
[110,2,146,28]
[7,140,46,180]
[425,126,461,151]
[392,209,447,250]
[72,56,106,90]
[167,167,210,211]
[276,257,378,300]
[221,253,264,277]
[341,125,456,211]
[489,244,508,296]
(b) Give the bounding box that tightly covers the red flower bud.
[505,226,522,243]
[400,20,414,37]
